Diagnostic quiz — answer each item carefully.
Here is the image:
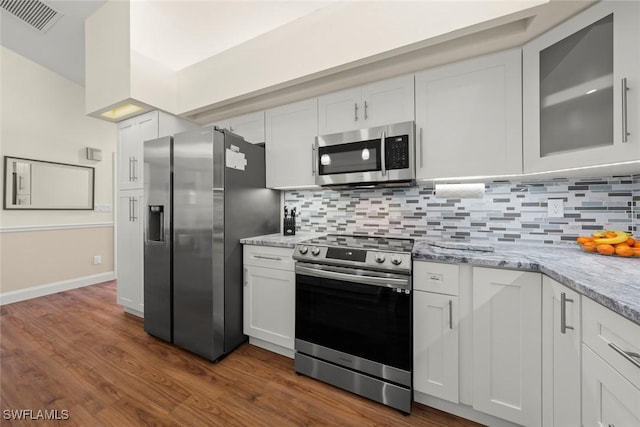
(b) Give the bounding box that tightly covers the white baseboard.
[248,337,295,359]
[0,272,116,305]
[123,306,143,318]
[414,392,520,427]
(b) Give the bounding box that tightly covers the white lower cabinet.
[243,245,295,357]
[414,291,459,403]
[582,346,640,427]
[472,267,542,427]
[542,276,581,427]
[582,297,640,427]
[413,261,460,404]
[116,189,144,313]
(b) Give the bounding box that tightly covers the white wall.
[0,46,117,298]
[176,0,547,115]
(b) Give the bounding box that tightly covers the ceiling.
[0,0,106,85]
[0,0,332,86]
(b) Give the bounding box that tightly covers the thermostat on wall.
[86,147,102,161]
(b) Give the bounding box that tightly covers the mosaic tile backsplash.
[285,175,639,245]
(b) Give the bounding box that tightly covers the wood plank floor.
[0,282,483,426]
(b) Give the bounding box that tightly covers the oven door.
[295,262,411,383]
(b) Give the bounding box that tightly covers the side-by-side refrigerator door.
[173,126,224,361]
[143,136,172,342]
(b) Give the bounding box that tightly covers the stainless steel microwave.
[314,121,416,187]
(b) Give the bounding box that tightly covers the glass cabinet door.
[539,15,613,157]
[523,1,640,173]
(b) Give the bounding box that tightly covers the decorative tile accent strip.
[285,175,638,245]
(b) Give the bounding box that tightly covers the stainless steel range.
[293,234,414,413]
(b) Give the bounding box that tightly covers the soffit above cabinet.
[84,0,595,123]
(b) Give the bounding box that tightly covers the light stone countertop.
[240,233,640,326]
[240,233,325,249]
[413,240,640,326]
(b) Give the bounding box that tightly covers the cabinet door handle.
[254,254,282,261]
[380,131,386,176]
[244,268,248,286]
[449,299,453,330]
[132,158,138,181]
[18,175,24,191]
[608,342,640,369]
[419,127,424,169]
[560,292,574,334]
[131,198,137,221]
[622,77,630,143]
[128,197,133,221]
[129,157,134,181]
[311,143,316,176]
[364,100,368,120]
[354,102,359,122]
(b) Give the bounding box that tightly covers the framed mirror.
[4,156,95,210]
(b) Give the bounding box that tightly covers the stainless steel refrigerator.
[143,126,280,361]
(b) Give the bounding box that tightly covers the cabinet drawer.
[414,261,459,295]
[583,297,640,388]
[243,245,294,271]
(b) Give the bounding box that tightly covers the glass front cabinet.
[523,1,640,173]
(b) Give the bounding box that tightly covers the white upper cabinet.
[118,111,158,191]
[318,74,414,135]
[265,98,318,188]
[214,111,265,144]
[415,49,522,180]
[523,1,640,173]
[118,111,196,191]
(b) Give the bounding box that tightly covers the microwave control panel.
[385,135,409,170]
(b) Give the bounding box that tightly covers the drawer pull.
[608,342,640,369]
[449,299,453,330]
[254,254,283,261]
[428,273,443,282]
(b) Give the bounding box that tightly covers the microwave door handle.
[380,131,386,176]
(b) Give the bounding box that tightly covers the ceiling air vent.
[0,0,63,33]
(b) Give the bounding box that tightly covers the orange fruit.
[632,248,640,257]
[576,236,593,245]
[615,243,630,249]
[615,245,633,257]
[605,232,617,238]
[582,244,597,252]
[627,237,636,246]
[597,244,615,255]
[634,241,640,248]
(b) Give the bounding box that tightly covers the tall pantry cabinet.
[116,111,196,315]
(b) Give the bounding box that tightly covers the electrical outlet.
[93,255,102,265]
[547,198,564,218]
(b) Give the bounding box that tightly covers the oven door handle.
[296,264,410,290]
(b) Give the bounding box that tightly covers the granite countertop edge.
[240,233,326,249]
[412,242,640,327]
[241,234,639,326]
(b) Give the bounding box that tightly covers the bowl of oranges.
[576,230,640,257]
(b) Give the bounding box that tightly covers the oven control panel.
[293,244,412,274]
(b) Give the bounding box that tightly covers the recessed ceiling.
[1,0,106,85]
[130,1,333,71]
[1,0,332,86]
